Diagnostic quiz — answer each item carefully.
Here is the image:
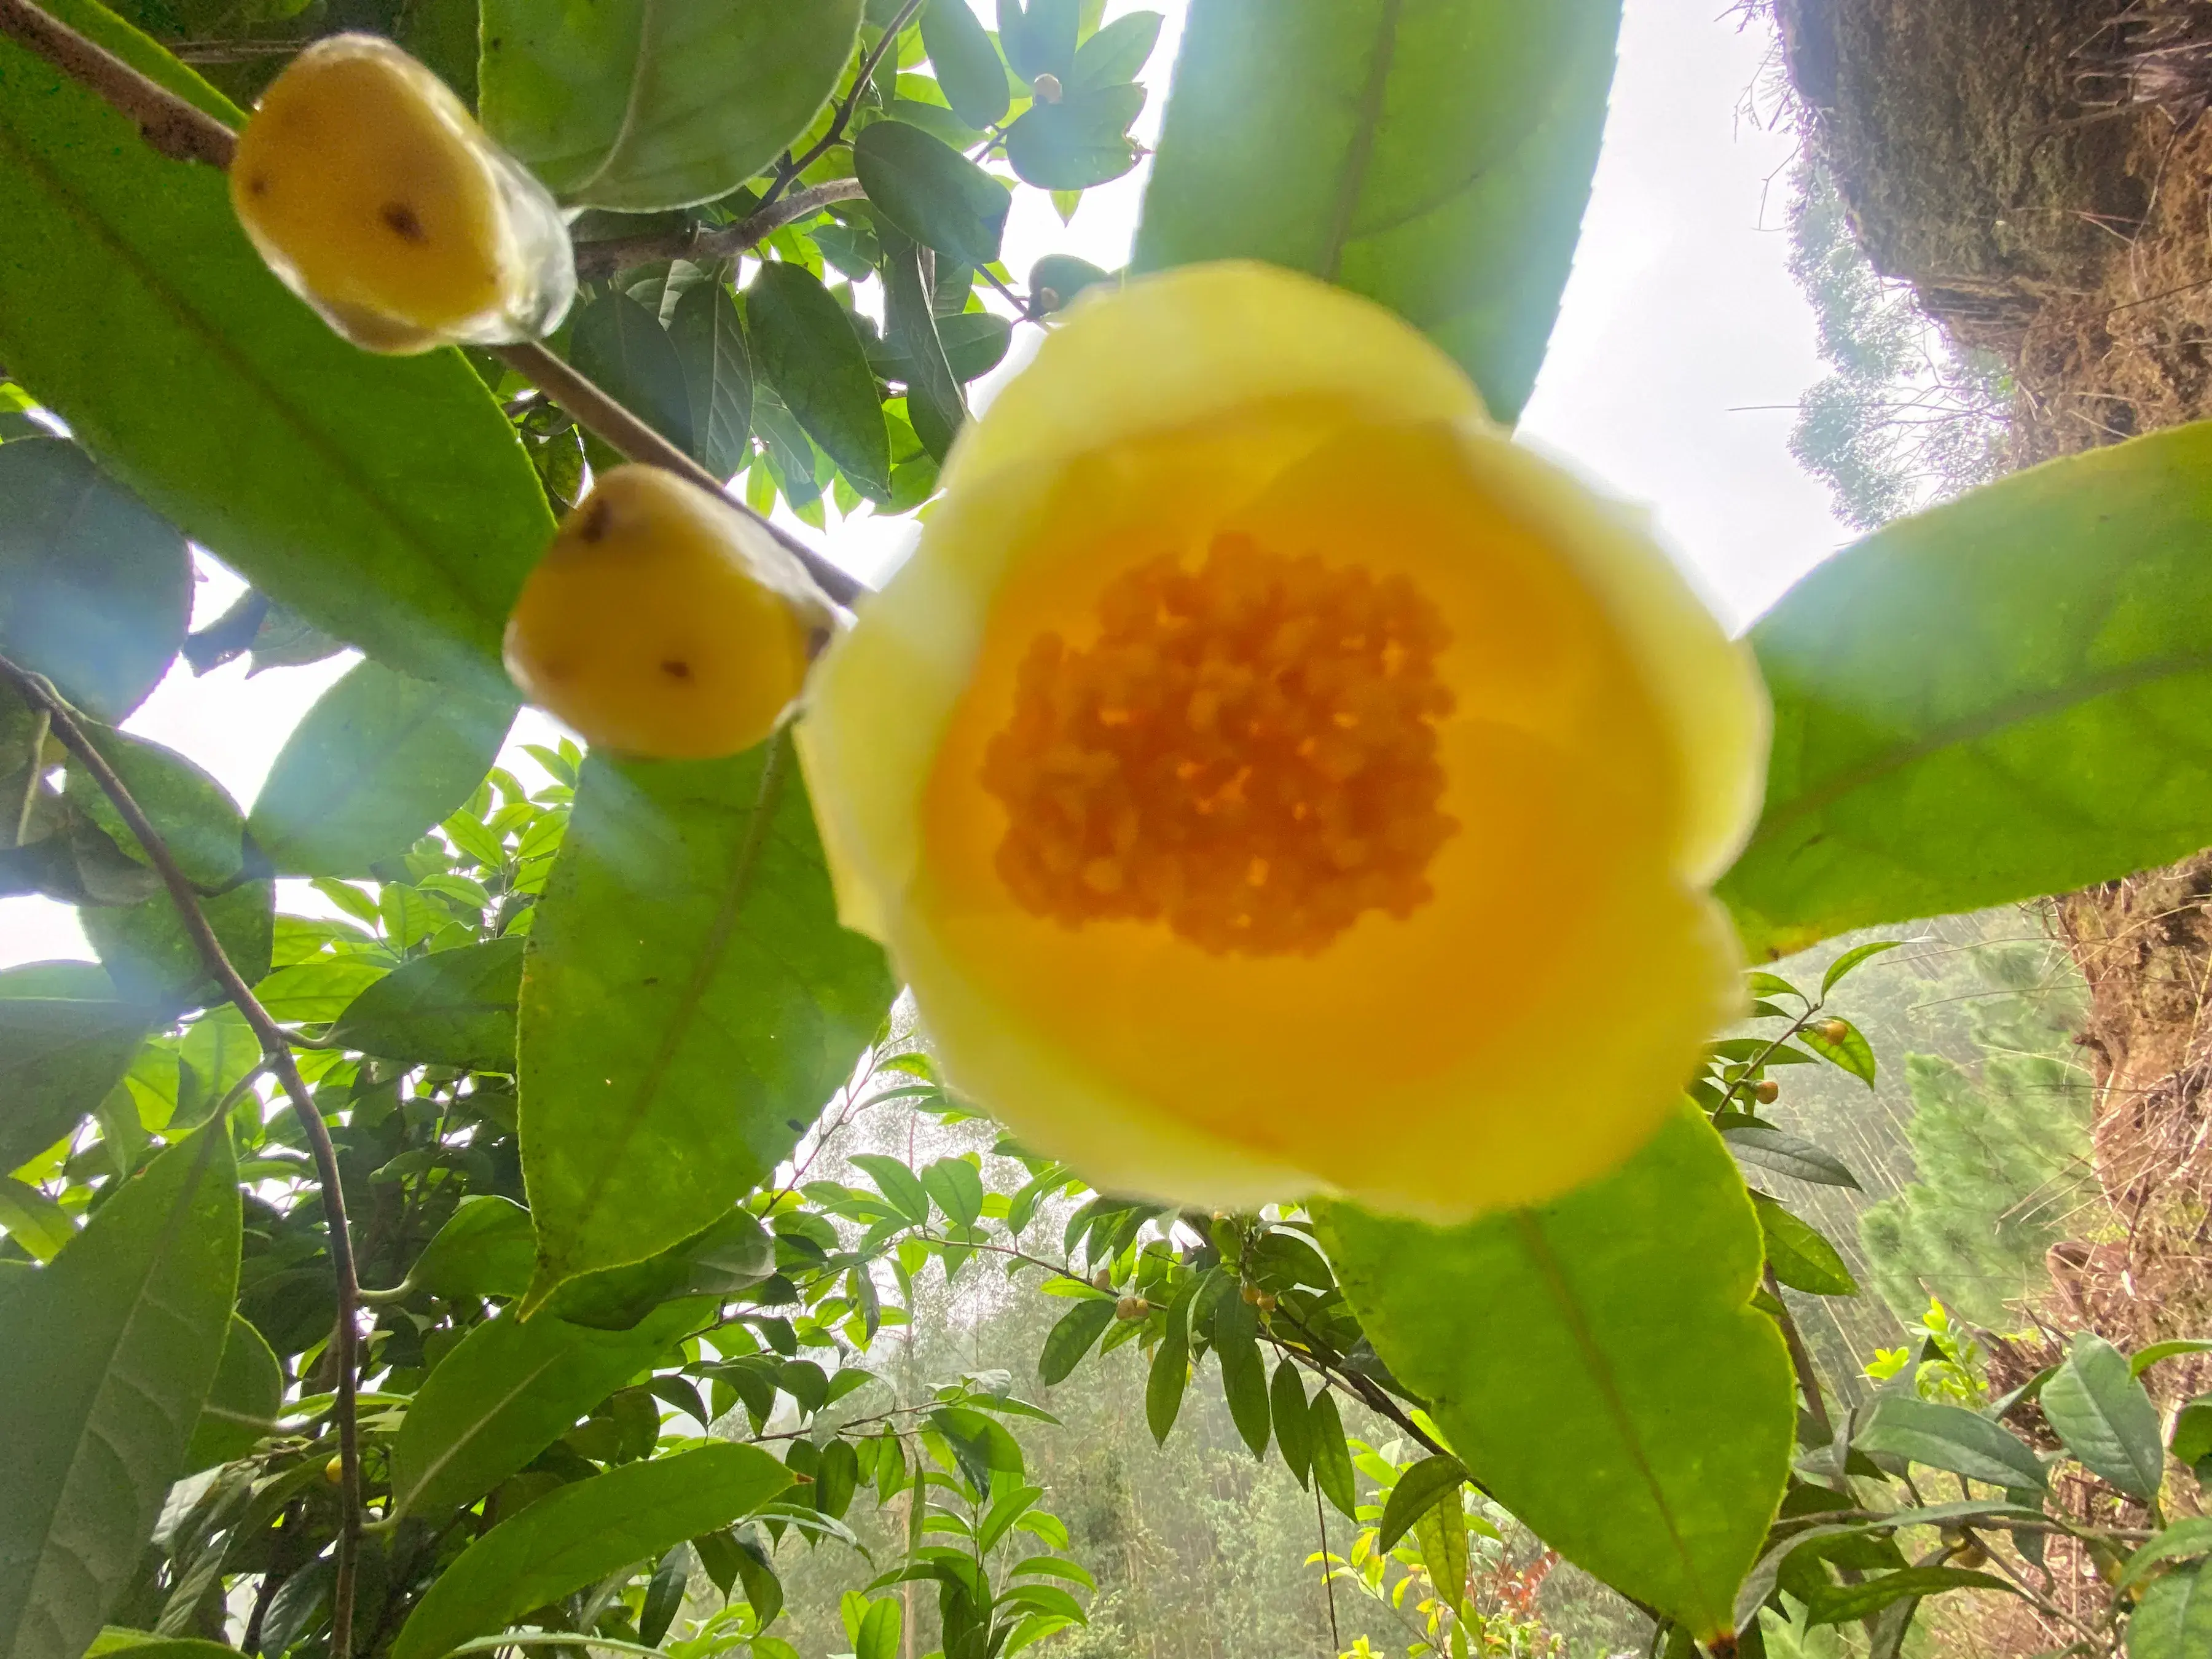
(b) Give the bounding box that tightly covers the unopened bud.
[1754,1078,1779,1105]
[1092,1267,1113,1291]
[1818,1019,1849,1043]
[1033,73,1063,103]
[1115,1295,1146,1320]
[324,1454,345,1485]
[1239,1280,1263,1305]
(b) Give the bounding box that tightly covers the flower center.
[981,535,1459,957]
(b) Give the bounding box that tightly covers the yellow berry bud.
[323,1454,345,1484]
[1818,1019,1849,1043]
[1091,1267,1113,1291]
[1239,1280,1263,1306]
[1753,1078,1779,1105]
[1032,73,1063,104]
[505,467,834,759]
[1115,1294,1145,1320]
[231,34,575,354]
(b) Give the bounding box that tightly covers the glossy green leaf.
[1323,1110,1794,1641]
[1722,423,2212,957]
[2042,1333,2163,1502]
[855,1597,901,1659]
[1798,1018,1877,1087]
[328,935,524,1073]
[519,739,894,1301]
[1806,1566,2010,1626]
[1752,1194,1859,1297]
[390,1297,705,1520]
[84,1635,243,1659]
[85,877,272,1015]
[2119,1520,2212,1591]
[0,1130,239,1659]
[1854,1397,2047,1491]
[1271,1361,1312,1489]
[919,1156,984,1228]
[849,1153,931,1225]
[409,1196,536,1302]
[0,439,187,721]
[1067,9,1159,91]
[0,1177,74,1261]
[920,0,1009,128]
[390,1443,794,1659]
[546,1206,775,1330]
[250,960,389,1022]
[1820,941,1903,997]
[856,120,1012,266]
[184,1314,281,1473]
[570,290,694,457]
[1038,1296,1116,1386]
[1132,0,1622,425]
[667,279,753,481]
[0,1,555,696]
[1306,1386,1357,1519]
[1004,84,1143,189]
[746,262,893,500]
[480,0,863,210]
[0,966,152,1175]
[2133,1339,2212,1379]
[2132,1563,2212,1659]
[1212,1293,1269,1459]
[1414,1493,1470,1619]
[1145,1280,1194,1446]
[1723,1126,1862,1190]
[1376,1454,1469,1553]
[249,659,517,877]
[879,230,967,461]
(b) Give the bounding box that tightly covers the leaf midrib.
[1512,1210,1720,1633]
[0,95,499,665]
[1317,0,1404,283]
[1738,643,2212,858]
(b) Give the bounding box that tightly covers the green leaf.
[1721,423,2212,957]
[1854,1397,2047,1491]
[1145,1279,1194,1446]
[520,739,894,1301]
[410,1196,536,1302]
[1806,1566,2010,1626]
[1722,1126,1862,1190]
[640,1546,690,1647]
[1307,1386,1357,1519]
[2042,1332,2164,1503]
[1038,1296,1117,1386]
[570,290,695,457]
[1212,1293,1269,1459]
[0,968,152,1175]
[998,0,1076,80]
[65,728,243,892]
[1271,1360,1312,1489]
[849,1153,932,1225]
[0,1,555,697]
[479,0,864,210]
[0,439,187,721]
[1752,1194,1859,1297]
[856,120,1013,267]
[878,230,968,462]
[746,262,893,500]
[249,660,517,877]
[2134,1339,2212,1378]
[391,1298,707,1520]
[389,1443,793,1659]
[84,1636,244,1659]
[1322,1110,1794,1641]
[1797,1018,1877,1087]
[2119,1520,2212,1591]
[1819,941,1904,997]
[1375,1454,1469,1553]
[667,280,754,481]
[920,1155,984,1228]
[1132,0,1622,425]
[2131,1563,2212,1659]
[0,1130,239,1659]
[855,1597,901,1659]
[85,877,272,1015]
[251,960,389,1023]
[0,1177,74,1261]
[328,935,524,1073]
[920,0,1009,128]
[1413,1493,1470,1619]
[1067,9,1158,90]
[1003,84,1143,189]
[184,1314,281,1473]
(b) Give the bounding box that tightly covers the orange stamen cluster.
[981,535,1458,956]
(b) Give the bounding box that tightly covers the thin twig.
[1316,1478,1342,1656]
[761,0,925,206]
[1763,1265,1834,1443]
[0,0,866,610]
[0,657,365,1657]
[571,179,868,278]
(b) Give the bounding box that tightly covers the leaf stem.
[762,0,925,207]
[0,0,866,610]
[570,178,869,278]
[1763,1265,1834,1444]
[0,656,366,1658]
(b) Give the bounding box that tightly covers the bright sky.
[0,0,1850,971]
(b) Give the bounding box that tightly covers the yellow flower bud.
[1817,1018,1848,1043]
[1753,1078,1779,1105]
[324,1454,345,1484]
[795,262,1767,1220]
[231,34,575,354]
[504,466,834,759]
[1115,1294,1147,1320]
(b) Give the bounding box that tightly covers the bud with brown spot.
[1116,1295,1146,1320]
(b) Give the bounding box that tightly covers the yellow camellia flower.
[796,262,1767,1219]
[230,34,573,354]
